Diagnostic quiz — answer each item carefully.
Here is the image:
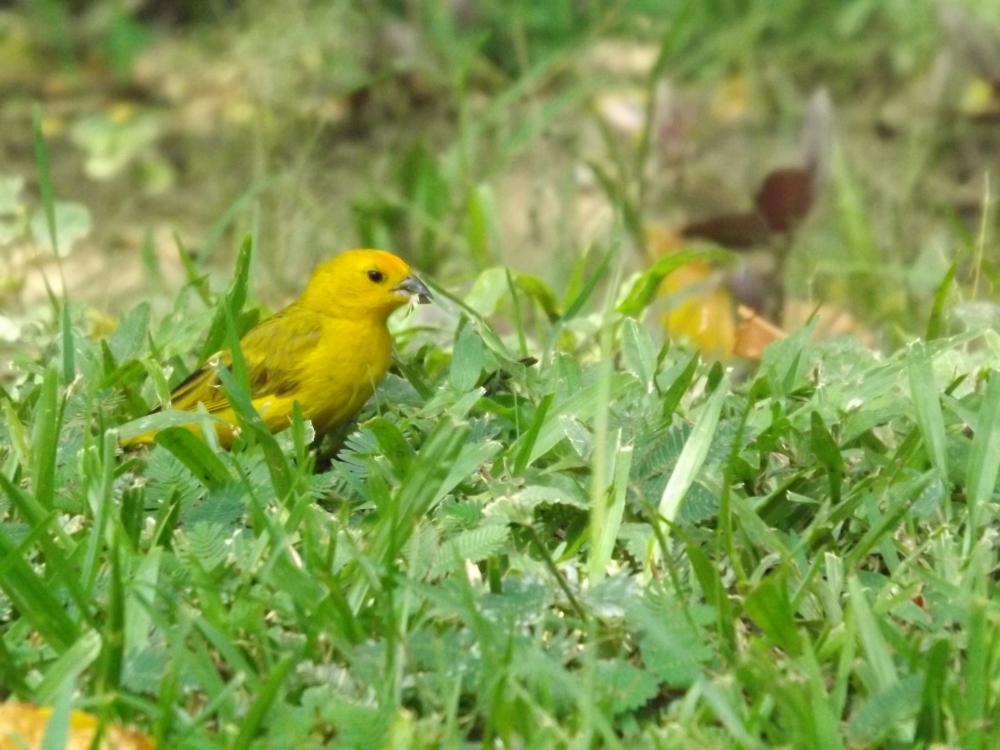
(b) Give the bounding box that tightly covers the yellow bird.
[123,249,431,448]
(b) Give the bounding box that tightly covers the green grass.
[3,226,1000,746]
[4,0,1000,747]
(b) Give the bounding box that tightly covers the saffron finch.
[124,249,431,448]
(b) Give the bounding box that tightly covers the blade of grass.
[35,630,102,704]
[589,438,632,586]
[926,260,957,340]
[30,368,60,511]
[658,378,727,524]
[199,232,254,363]
[907,340,949,484]
[61,302,74,384]
[964,370,1000,553]
[153,427,233,487]
[231,654,297,748]
[847,576,898,692]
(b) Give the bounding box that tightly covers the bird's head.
[299,249,432,320]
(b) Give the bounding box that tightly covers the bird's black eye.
[367,269,385,283]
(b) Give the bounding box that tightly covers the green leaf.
[965,370,1000,547]
[658,379,727,523]
[659,352,699,420]
[0,524,80,652]
[529,372,636,465]
[31,368,61,511]
[515,273,562,322]
[41,682,74,750]
[616,247,731,317]
[109,301,151,364]
[464,267,508,317]
[60,302,74,384]
[848,576,897,692]
[562,247,612,322]
[231,654,297,748]
[926,259,956,340]
[451,322,485,392]
[466,183,498,266]
[198,232,254,362]
[35,630,102,705]
[594,659,660,716]
[589,437,632,585]
[761,318,817,396]
[622,317,656,393]
[915,638,950,744]
[513,393,553,475]
[846,674,923,743]
[213,363,295,499]
[431,523,510,577]
[744,573,803,656]
[810,411,844,504]
[117,409,219,443]
[906,340,948,483]
[153,427,233,487]
[366,416,416,474]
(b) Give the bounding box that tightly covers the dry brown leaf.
[733,305,787,360]
[0,702,154,750]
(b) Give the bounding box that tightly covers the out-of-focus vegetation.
[3,1,1000,747]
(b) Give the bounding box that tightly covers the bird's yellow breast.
[252,314,394,436]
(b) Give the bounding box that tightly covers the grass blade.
[965,371,1000,551]
[658,379,727,523]
[907,341,948,483]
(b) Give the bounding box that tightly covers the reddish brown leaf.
[755,167,812,233]
[681,212,771,249]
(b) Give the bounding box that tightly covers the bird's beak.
[393,274,433,304]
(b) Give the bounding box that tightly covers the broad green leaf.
[846,674,923,744]
[451,322,485,392]
[109,301,152,364]
[744,574,802,656]
[431,523,510,577]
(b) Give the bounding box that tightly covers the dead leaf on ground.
[0,702,154,750]
[733,304,787,360]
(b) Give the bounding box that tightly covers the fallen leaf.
[733,305,786,360]
[681,212,771,249]
[754,168,813,234]
[0,702,154,750]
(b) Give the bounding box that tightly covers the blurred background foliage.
[2,0,1000,353]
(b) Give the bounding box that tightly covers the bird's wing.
[169,306,324,414]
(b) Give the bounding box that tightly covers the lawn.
[2,1,1000,747]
